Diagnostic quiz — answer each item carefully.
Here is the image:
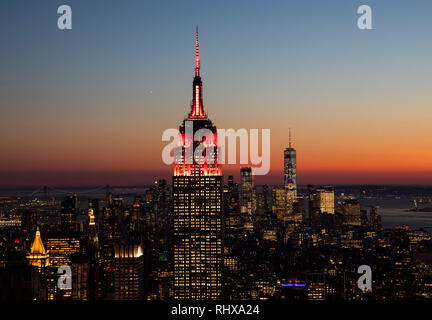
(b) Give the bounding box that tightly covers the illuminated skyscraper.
[311,186,335,215]
[113,244,144,300]
[46,231,81,300]
[272,187,287,220]
[46,233,81,267]
[87,208,100,300]
[88,199,100,232]
[240,167,254,214]
[284,129,297,214]
[173,28,223,300]
[27,227,49,269]
[87,208,99,250]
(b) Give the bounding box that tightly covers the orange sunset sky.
[1,1,432,186]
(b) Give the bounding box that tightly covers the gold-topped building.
[27,227,49,269]
[113,244,144,300]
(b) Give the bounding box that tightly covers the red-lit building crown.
[174,28,222,177]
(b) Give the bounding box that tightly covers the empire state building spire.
[195,26,200,77]
[189,26,206,118]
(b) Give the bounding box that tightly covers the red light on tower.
[195,27,200,76]
[174,27,221,177]
[173,30,224,299]
[189,27,205,118]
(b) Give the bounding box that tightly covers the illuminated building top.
[88,208,99,247]
[189,26,205,119]
[174,27,221,177]
[30,226,46,255]
[114,244,143,258]
[27,226,49,268]
[88,208,95,226]
[173,29,223,300]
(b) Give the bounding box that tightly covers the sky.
[1,0,432,186]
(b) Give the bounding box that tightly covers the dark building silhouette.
[61,195,77,232]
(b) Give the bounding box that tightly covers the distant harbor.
[406,199,432,212]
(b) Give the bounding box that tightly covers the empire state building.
[173,28,223,300]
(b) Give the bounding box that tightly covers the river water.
[359,198,432,231]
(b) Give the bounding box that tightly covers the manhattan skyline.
[1,0,432,186]
[3,1,432,306]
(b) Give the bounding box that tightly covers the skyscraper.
[337,199,362,226]
[272,187,287,220]
[27,227,49,269]
[85,208,100,300]
[87,208,99,250]
[284,129,297,214]
[173,28,223,300]
[240,167,255,214]
[46,231,81,300]
[113,244,144,300]
[88,199,100,232]
[311,186,335,215]
[61,195,77,232]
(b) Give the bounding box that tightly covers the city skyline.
[3,2,432,305]
[2,0,432,186]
